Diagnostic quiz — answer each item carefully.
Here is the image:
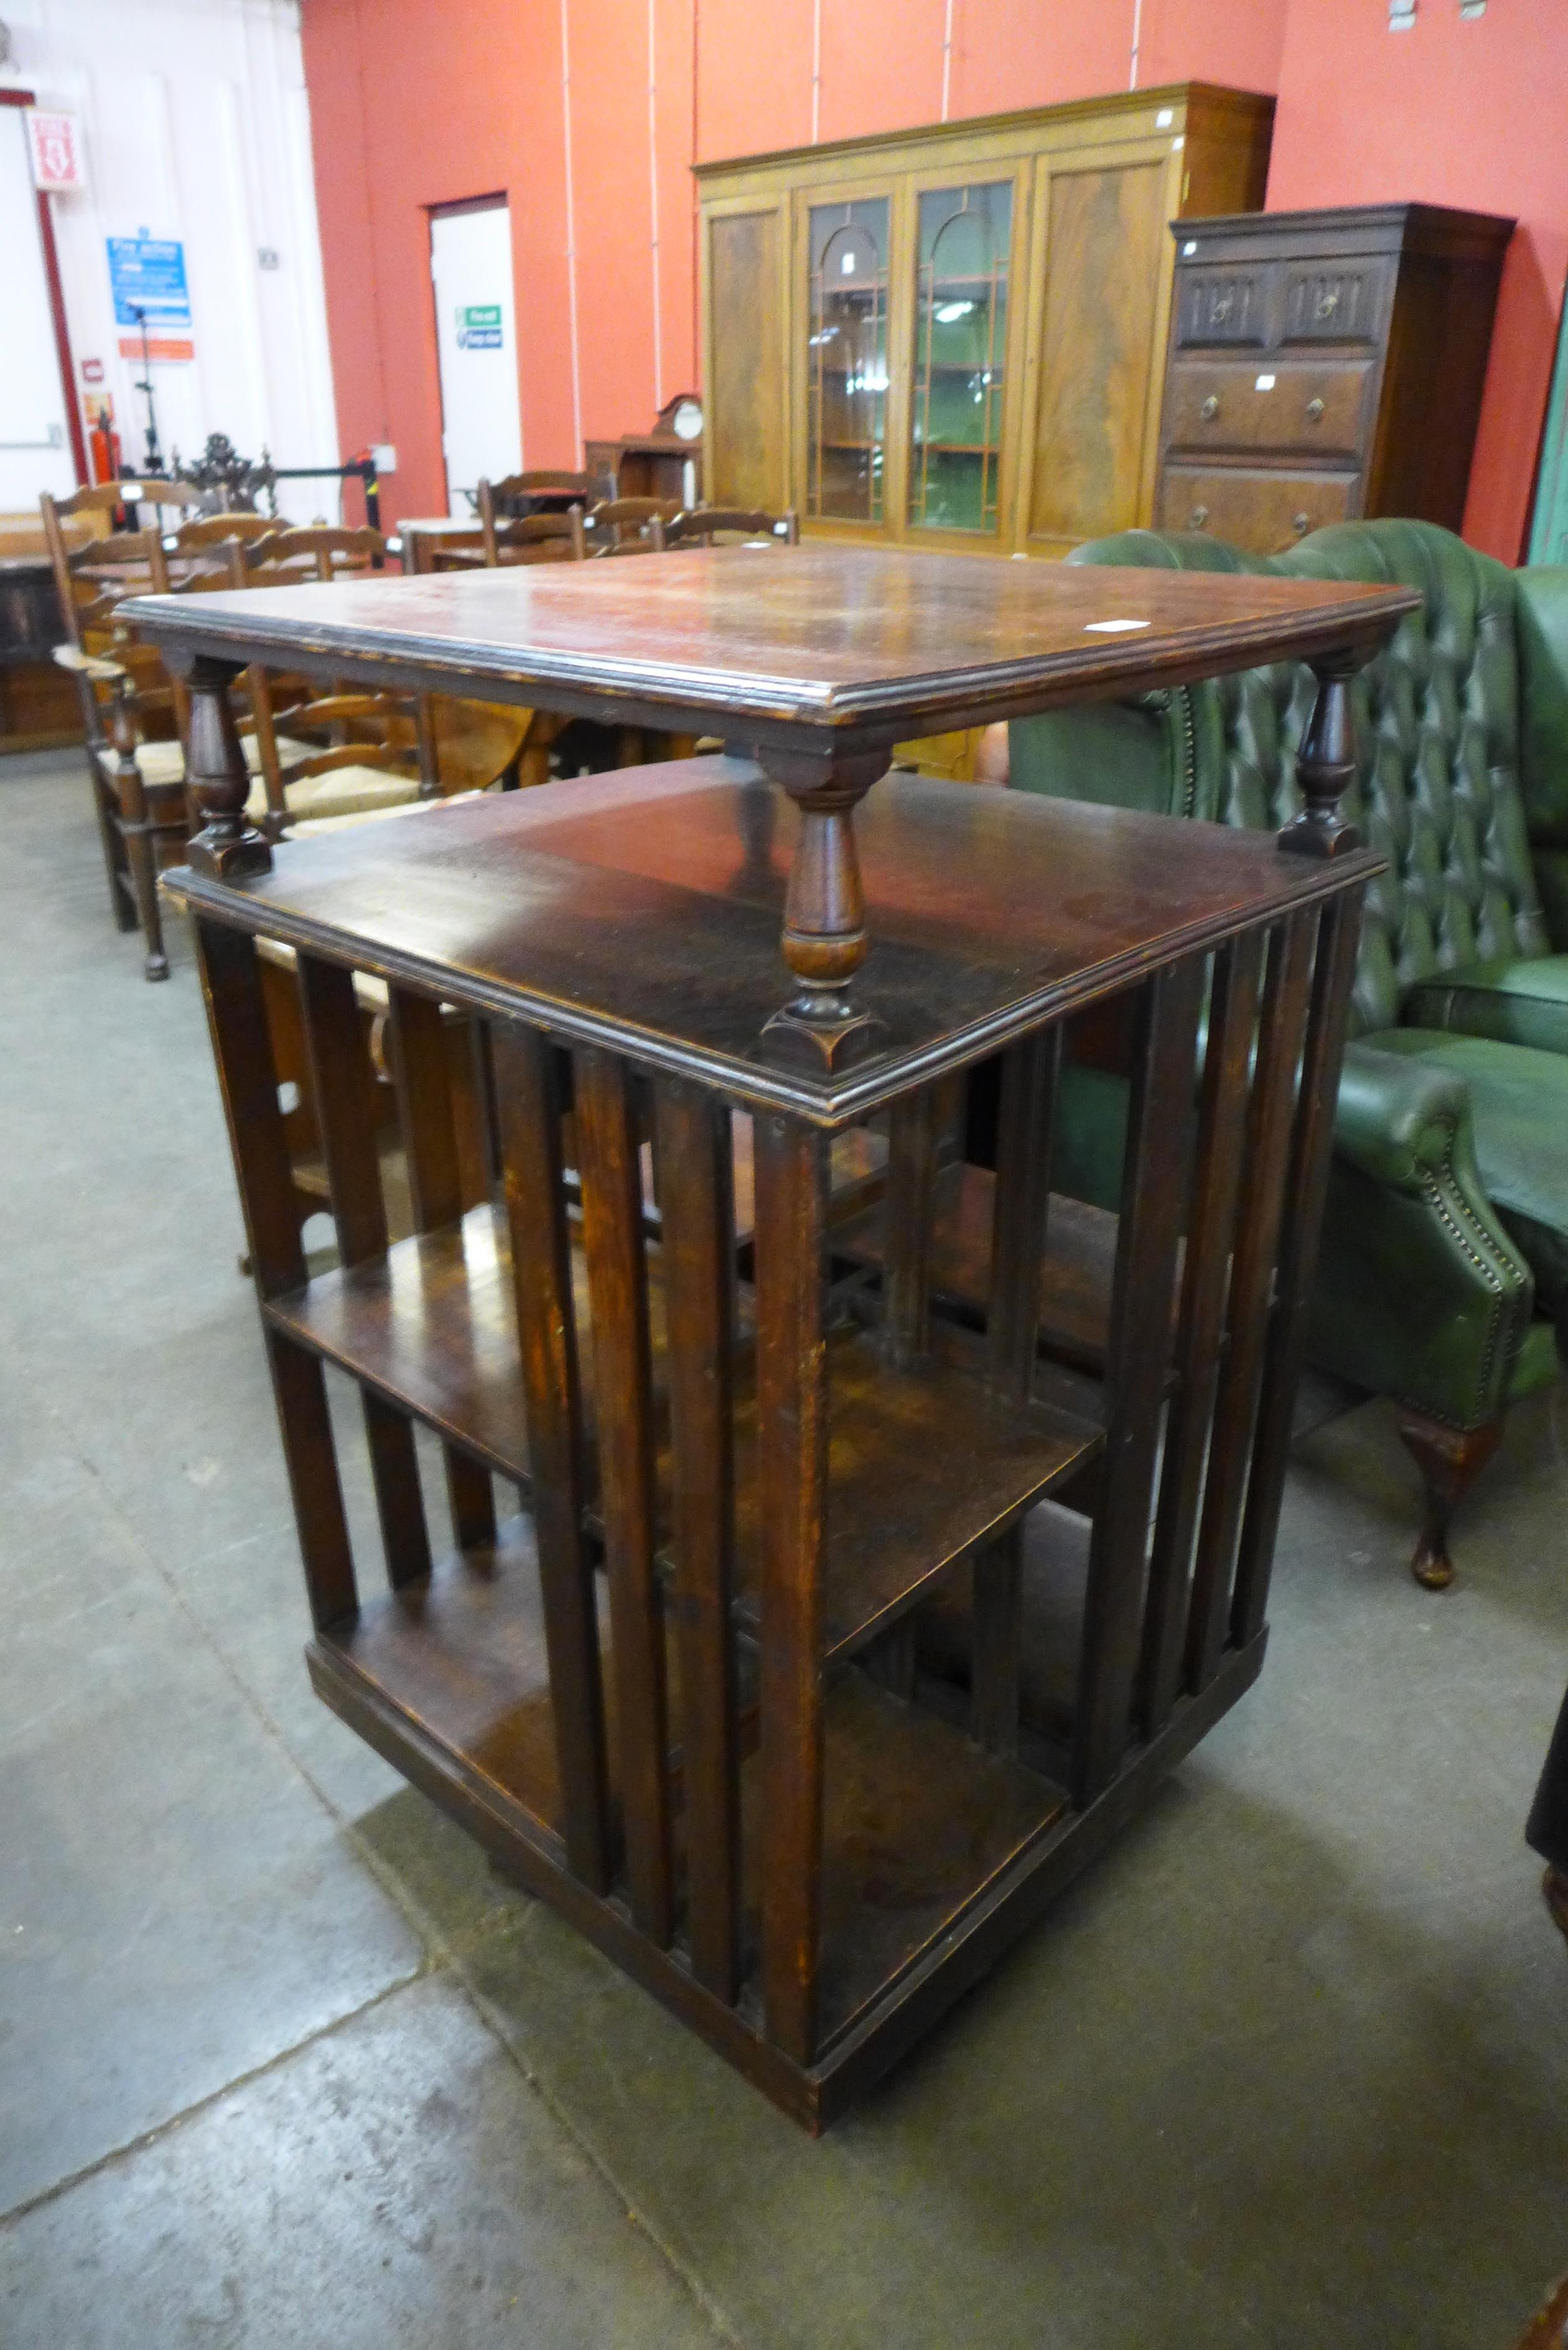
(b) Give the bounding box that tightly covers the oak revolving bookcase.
[130,549,1412,2128]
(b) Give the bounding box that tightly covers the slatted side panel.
[752,1112,829,2067]
[575,1044,674,1945]
[1072,960,1204,1808]
[195,920,357,1631]
[1136,930,1264,1738]
[297,953,432,1589]
[655,1079,742,2002]
[493,1022,613,1894]
[1183,909,1318,1693]
[1230,888,1366,1645]
[386,985,498,1552]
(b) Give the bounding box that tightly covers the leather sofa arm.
[1310,1041,1536,1428]
[1333,1042,1477,1194]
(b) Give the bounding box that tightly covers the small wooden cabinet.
[698,85,1274,559]
[1155,204,1513,555]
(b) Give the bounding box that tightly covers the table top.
[167,754,1383,1124]
[124,545,1417,748]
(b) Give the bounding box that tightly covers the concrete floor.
[3,746,1567,2349]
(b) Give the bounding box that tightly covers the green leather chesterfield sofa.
[1009,518,1568,1589]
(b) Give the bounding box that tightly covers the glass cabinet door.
[806,197,890,523]
[907,180,1012,535]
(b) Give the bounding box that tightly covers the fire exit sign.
[456,304,502,350]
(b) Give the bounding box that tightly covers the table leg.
[166,648,273,880]
[1278,648,1362,859]
[756,744,890,1073]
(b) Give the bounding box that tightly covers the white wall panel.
[0,0,339,522]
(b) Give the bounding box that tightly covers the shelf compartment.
[837,1162,1152,1379]
[743,1667,1068,2048]
[265,1123,890,1487]
[726,1322,1101,1660]
[309,1511,573,1850]
[915,1496,1093,1751]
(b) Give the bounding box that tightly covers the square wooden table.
[131,550,1413,2127]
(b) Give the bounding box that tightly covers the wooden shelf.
[726,1322,1100,1659]
[311,1508,1066,2052]
[265,1204,547,1484]
[913,442,1002,457]
[744,1667,1067,2047]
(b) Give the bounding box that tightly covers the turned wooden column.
[756,742,890,1072]
[167,649,273,881]
[1278,646,1363,859]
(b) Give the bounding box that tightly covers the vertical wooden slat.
[881,1087,938,1367]
[1230,888,1366,1645]
[386,983,498,1550]
[493,1021,612,1893]
[1136,929,1264,1736]
[971,1522,1023,1757]
[1071,960,1203,1807]
[297,952,431,1589]
[195,920,356,1629]
[1185,911,1318,1692]
[987,1026,1061,1399]
[655,1079,740,2001]
[576,1045,674,1945]
[752,1110,829,2066]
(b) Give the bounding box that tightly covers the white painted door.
[431,200,522,512]
[0,111,78,510]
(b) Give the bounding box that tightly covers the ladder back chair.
[582,497,681,556]
[662,506,800,548]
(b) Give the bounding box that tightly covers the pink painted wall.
[1266,0,1568,561]
[302,0,1561,558]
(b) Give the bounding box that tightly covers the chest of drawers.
[1155,204,1512,556]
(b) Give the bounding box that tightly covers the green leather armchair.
[1010,518,1568,1589]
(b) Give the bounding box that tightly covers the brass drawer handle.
[1305,398,1325,423]
[1314,288,1340,321]
[1293,511,1311,535]
[1200,395,1220,421]
[1190,505,1210,528]
[1211,294,1233,322]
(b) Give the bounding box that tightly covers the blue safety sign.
[107,236,192,329]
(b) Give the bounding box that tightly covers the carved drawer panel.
[1279,262,1391,347]
[1156,464,1358,552]
[1164,360,1372,459]
[1172,266,1271,350]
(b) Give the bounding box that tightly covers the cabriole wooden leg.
[1397,1407,1504,1591]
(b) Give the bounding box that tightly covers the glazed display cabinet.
[699,83,1274,558]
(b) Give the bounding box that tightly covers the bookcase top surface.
[169,757,1381,1124]
[124,545,1414,747]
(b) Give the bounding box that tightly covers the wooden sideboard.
[697,83,1273,559]
[1155,204,1513,555]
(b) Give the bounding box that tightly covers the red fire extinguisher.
[85,395,122,485]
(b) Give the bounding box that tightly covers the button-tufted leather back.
[1063,520,1550,1036]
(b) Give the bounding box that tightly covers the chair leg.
[123,815,169,981]
[1396,1406,1504,1591]
[90,757,137,932]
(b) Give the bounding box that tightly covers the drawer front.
[1164,360,1372,459]
[1172,266,1271,350]
[1157,465,1358,555]
[1279,261,1391,347]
